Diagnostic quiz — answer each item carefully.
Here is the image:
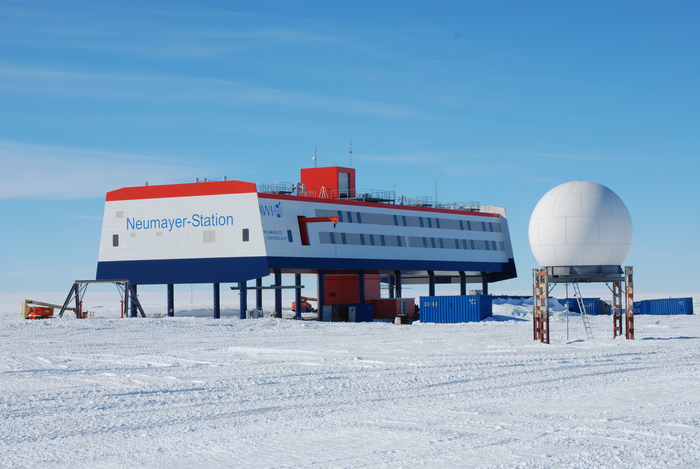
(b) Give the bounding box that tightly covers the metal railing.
[256,182,295,195]
[436,201,481,212]
[398,196,433,207]
[255,183,503,214]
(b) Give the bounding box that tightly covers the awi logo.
[260,202,283,218]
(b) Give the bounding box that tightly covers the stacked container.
[559,298,602,316]
[633,298,694,315]
[419,295,492,323]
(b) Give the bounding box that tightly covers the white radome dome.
[528,181,633,267]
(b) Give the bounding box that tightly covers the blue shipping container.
[559,298,601,315]
[348,304,374,322]
[634,298,694,315]
[419,295,492,323]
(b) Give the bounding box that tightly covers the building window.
[242,229,249,242]
[112,234,119,247]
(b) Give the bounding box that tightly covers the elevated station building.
[95,166,517,318]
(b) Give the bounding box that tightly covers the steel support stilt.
[612,281,622,338]
[625,266,634,340]
[533,269,549,344]
[294,273,302,319]
[274,269,282,318]
[213,283,220,319]
[318,269,325,320]
[256,278,263,310]
[239,281,247,319]
[394,270,402,298]
[167,284,174,317]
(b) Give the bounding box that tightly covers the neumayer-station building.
[96,166,517,318]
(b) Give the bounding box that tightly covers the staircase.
[572,282,594,340]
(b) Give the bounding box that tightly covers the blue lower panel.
[267,256,516,278]
[96,255,517,285]
[96,257,270,285]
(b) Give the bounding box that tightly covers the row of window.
[315,209,502,233]
[318,231,506,252]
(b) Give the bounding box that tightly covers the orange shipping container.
[322,274,381,306]
[366,298,416,319]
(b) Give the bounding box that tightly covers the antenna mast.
[349,138,352,168]
[435,180,438,208]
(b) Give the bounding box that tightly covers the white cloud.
[0,140,205,200]
[0,67,427,120]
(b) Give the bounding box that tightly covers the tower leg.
[428,271,435,297]
[612,281,622,338]
[533,269,549,344]
[625,266,634,340]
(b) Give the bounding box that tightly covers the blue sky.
[1,1,698,295]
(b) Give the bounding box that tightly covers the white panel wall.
[98,193,266,262]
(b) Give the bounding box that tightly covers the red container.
[323,274,381,306]
[366,298,416,319]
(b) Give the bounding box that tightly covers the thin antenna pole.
[435,180,438,208]
[349,138,352,168]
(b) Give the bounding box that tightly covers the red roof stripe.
[257,193,501,218]
[106,181,257,201]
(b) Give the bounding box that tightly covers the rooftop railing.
[256,182,496,213]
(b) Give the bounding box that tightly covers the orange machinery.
[291,296,317,312]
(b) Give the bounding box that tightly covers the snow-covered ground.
[2,293,699,468]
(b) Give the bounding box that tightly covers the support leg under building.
[167,284,174,317]
[358,270,365,304]
[481,273,488,296]
[213,283,220,319]
[130,284,138,318]
[239,281,247,319]
[295,273,302,319]
[274,269,282,318]
[394,270,402,298]
[318,269,325,320]
[256,278,263,310]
